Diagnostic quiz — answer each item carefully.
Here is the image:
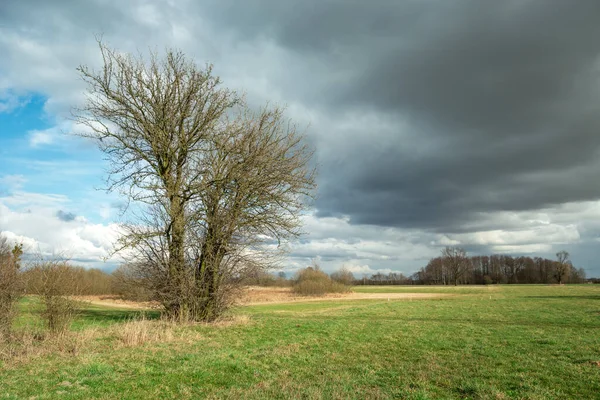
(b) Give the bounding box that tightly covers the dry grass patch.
[242,286,349,304]
[116,318,175,347]
[1,310,252,367]
[0,328,95,366]
[241,286,452,305]
[112,313,250,347]
[74,295,160,310]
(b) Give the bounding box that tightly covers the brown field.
[76,287,452,310]
[241,286,452,305]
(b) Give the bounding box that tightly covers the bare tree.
[74,43,316,321]
[501,255,526,284]
[441,247,470,286]
[554,250,570,285]
[330,266,355,286]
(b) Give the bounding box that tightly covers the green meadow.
[1,285,599,399]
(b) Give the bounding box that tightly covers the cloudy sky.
[1,0,600,277]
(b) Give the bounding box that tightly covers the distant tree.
[441,247,470,286]
[501,255,525,284]
[554,251,570,284]
[330,266,355,286]
[277,271,287,280]
[370,272,385,282]
[427,257,446,285]
[534,257,551,283]
[489,255,506,284]
[470,256,489,284]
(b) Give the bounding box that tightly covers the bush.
[42,296,79,335]
[0,237,23,340]
[26,261,81,336]
[292,266,350,296]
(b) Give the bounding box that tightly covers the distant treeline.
[353,252,588,286]
[22,265,116,295]
[413,254,586,285]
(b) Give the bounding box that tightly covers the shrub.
[292,266,350,296]
[27,261,81,336]
[0,236,23,340]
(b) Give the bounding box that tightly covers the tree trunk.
[167,198,187,320]
[194,231,225,321]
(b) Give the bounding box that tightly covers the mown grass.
[1,285,599,399]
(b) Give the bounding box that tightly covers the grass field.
[1,285,599,399]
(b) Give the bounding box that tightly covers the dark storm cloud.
[0,0,128,32]
[205,0,600,231]
[56,210,76,222]
[2,0,599,273]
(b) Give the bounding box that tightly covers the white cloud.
[454,225,580,247]
[0,190,69,209]
[0,195,122,268]
[342,263,403,277]
[437,235,461,246]
[283,213,439,274]
[28,130,54,147]
[27,121,95,149]
[98,205,112,220]
[0,175,26,190]
[489,244,553,254]
[0,90,28,113]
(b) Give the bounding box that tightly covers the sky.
[1,0,600,277]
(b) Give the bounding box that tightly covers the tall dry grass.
[117,315,174,347]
